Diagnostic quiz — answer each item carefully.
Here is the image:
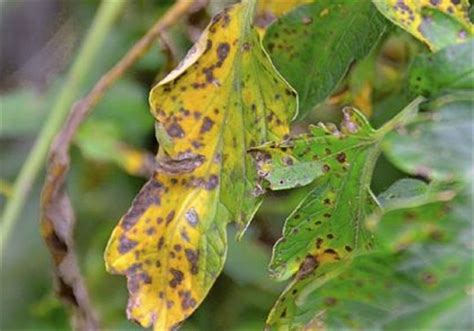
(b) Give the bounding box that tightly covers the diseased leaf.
[264,0,386,118]
[104,3,297,330]
[253,108,382,281]
[409,39,474,96]
[382,93,474,181]
[372,0,473,51]
[255,0,312,30]
[266,180,472,330]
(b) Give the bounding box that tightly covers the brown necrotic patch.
[166,210,176,225]
[179,290,197,310]
[118,235,138,254]
[336,152,346,163]
[169,268,184,288]
[216,42,230,64]
[157,153,205,174]
[184,248,199,275]
[167,122,185,138]
[157,237,165,250]
[121,179,163,230]
[297,255,319,279]
[206,175,219,190]
[185,208,199,227]
[200,116,215,133]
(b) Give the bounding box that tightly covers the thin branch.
[0,0,127,252]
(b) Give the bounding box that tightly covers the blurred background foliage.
[0,0,437,330]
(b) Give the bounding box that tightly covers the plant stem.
[0,0,127,253]
[376,96,425,138]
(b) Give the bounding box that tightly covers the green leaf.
[409,39,474,96]
[264,0,386,119]
[253,108,383,281]
[372,0,473,51]
[266,180,472,330]
[376,178,455,211]
[382,93,474,181]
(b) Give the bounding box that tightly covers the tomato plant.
[1,0,472,330]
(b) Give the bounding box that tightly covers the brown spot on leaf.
[118,235,138,254]
[206,175,219,190]
[216,42,230,64]
[167,122,185,138]
[297,255,319,279]
[181,229,190,243]
[169,268,184,288]
[336,152,346,163]
[422,272,437,286]
[158,237,165,250]
[200,116,214,133]
[316,237,323,249]
[184,248,199,275]
[121,180,163,230]
[166,210,176,225]
[185,208,199,227]
[324,297,338,306]
[179,290,197,310]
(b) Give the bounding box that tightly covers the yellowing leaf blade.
[105,3,297,330]
[373,0,473,51]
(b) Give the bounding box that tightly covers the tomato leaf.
[372,0,473,51]
[264,0,386,119]
[266,179,471,330]
[104,3,297,330]
[253,108,385,282]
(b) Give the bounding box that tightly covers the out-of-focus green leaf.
[87,79,150,146]
[382,94,474,181]
[74,79,154,176]
[376,178,454,210]
[225,228,283,293]
[0,89,44,137]
[264,0,386,119]
[409,39,474,96]
[372,0,473,51]
[267,180,472,330]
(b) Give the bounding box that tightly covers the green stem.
[376,96,425,138]
[0,0,127,254]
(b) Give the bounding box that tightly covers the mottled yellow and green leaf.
[105,2,296,330]
[373,0,473,51]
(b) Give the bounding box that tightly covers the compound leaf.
[266,180,471,330]
[253,109,383,281]
[104,3,296,330]
[264,0,386,119]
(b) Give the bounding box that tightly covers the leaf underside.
[105,3,296,330]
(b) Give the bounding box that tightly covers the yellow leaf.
[105,2,297,330]
[373,0,473,51]
[255,0,313,32]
